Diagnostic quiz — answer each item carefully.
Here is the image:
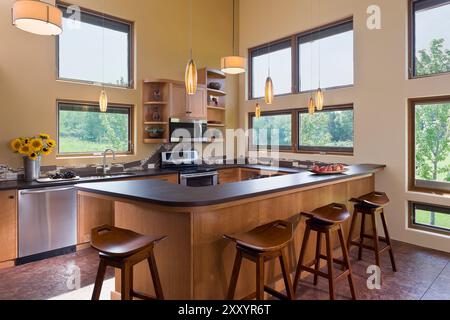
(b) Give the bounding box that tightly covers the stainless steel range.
[161,150,218,187]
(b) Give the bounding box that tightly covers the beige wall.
[238,0,450,252]
[0,0,238,168]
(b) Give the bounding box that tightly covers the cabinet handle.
[9,196,14,199]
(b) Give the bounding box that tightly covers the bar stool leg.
[338,226,357,300]
[255,256,265,300]
[227,251,242,300]
[293,224,311,292]
[91,259,107,300]
[380,210,397,272]
[347,210,358,252]
[313,232,322,285]
[147,249,165,300]
[121,262,133,300]
[371,213,381,268]
[325,230,335,300]
[358,212,366,260]
[279,250,294,300]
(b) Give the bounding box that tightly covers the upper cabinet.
[169,82,207,120]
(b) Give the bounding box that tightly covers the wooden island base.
[80,174,374,300]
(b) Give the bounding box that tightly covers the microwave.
[169,118,208,143]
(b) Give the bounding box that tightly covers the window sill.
[56,78,135,91]
[56,153,135,160]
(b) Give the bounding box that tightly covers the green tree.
[416,39,450,76]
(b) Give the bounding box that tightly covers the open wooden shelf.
[144,122,168,125]
[144,101,168,105]
[206,69,226,79]
[207,106,226,111]
[207,123,225,127]
[207,88,226,96]
[144,139,168,144]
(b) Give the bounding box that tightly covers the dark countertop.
[75,164,385,207]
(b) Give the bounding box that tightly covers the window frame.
[247,17,354,100]
[408,0,450,79]
[297,104,354,155]
[56,99,135,157]
[408,96,450,195]
[409,201,450,236]
[56,1,135,89]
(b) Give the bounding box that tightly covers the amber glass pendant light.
[314,0,324,111]
[264,76,274,104]
[185,0,197,95]
[99,89,108,112]
[255,102,261,118]
[221,0,246,74]
[308,96,315,115]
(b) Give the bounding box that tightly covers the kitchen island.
[76,164,383,300]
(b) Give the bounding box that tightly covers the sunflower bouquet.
[10,134,56,160]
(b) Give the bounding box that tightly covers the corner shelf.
[207,123,225,127]
[207,106,226,111]
[144,139,168,144]
[142,80,170,144]
[144,101,168,105]
[144,122,168,125]
[207,88,226,96]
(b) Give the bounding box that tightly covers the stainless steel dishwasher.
[18,186,77,264]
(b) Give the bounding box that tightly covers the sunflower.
[28,152,38,161]
[46,139,56,148]
[10,139,23,152]
[30,138,43,152]
[41,147,52,156]
[39,133,50,140]
[19,145,31,155]
[22,138,30,145]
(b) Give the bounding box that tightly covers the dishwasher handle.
[20,187,76,195]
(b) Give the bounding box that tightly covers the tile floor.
[0,240,448,300]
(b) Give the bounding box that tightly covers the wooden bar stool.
[293,203,356,300]
[224,220,295,300]
[90,225,167,300]
[347,192,397,272]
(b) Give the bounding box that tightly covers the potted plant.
[10,134,56,181]
[145,127,165,139]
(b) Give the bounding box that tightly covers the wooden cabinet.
[0,190,17,263]
[170,82,207,120]
[218,168,240,184]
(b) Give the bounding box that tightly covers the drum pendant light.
[185,0,197,95]
[12,0,63,36]
[221,0,246,74]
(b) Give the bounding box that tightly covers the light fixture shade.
[185,59,198,95]
[255,102,261,119]
[315,88,324,111]
[99,90,108,113]
[265,76,274,105]
[12,0,63,36]
[221,56,246,74]
[308,97,315,115]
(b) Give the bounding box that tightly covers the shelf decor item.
[145,127,165,139]
[12,0,63,36]
[208,82,222,90]
[10,134,56,182]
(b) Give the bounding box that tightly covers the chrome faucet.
[102,149,116,174]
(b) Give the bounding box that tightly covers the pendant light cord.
[232,0,235,55]
[318,0,321,89]
[310,0,313,99]
[102,0,105,89]
[190,0,193,59]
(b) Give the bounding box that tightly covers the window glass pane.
[414,102,450,187]
[58,4,131,87]
[414,0,450,76]
[298,108,353,150]
[58,102,131,154]
[252,114,292,147]
[413,203,450,232]
[299,22,353,91]
[251,42,292,98]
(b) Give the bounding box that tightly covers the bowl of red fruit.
[309,164,347,175]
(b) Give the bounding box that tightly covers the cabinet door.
[187,86,207,119]
[170,82,188,118]
[218,168,240,184]
[0,190,17,262]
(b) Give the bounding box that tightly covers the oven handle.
[180,172,219,179]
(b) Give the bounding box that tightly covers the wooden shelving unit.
[142,80,170,144]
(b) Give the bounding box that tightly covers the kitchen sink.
[82,172,137,180]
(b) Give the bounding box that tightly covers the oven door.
[180,172,218,187]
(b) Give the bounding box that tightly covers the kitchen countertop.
[76,164,385,207]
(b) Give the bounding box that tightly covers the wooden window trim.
[56,1,135,89]
[408,201,450,236]
[56,99,135,158]
[248,104,354,156]
[408,96,450,195]
[248,16,353,101]
[408,0,450,79]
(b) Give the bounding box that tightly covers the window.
[298,21,354,92]
[249,112,293,150]
[57,101,133,155]
[409,97,450,193]
[410,202,450,235]
[57,3,133,87]
[410,0,450,77]
[250,40,292,99]
[298,106,354,154]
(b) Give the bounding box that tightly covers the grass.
[59,137,128,154]
[415,210,450,230]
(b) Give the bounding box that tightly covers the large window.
[298,21,354,92]
[249,112,293,150]
[57,3,133,87]
[410,202,450,235]
[298,106,354,154]
[57,101,133,155]
[410,0,450,77]
[409,97,450,193]
[250,40,292,99]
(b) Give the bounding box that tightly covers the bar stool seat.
[294,203,356,300]
[224,220,295,300]
[91,225,167,300]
